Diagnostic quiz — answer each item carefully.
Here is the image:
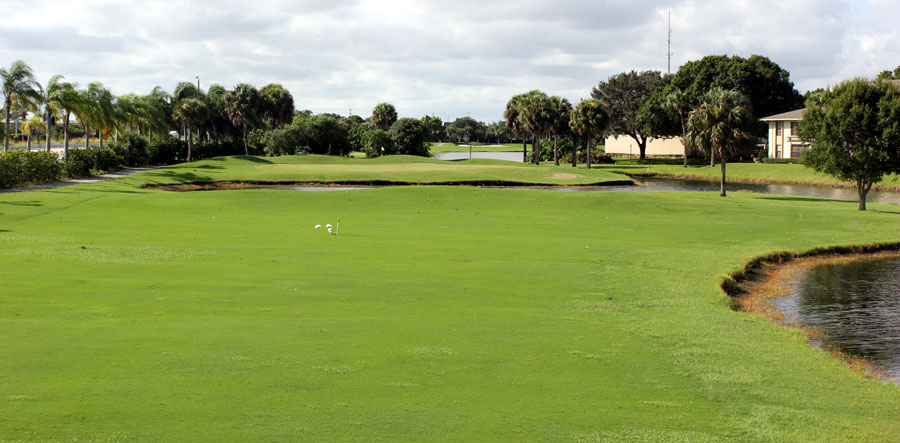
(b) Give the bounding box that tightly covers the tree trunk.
[27,131,31,150]
[99,129,103,149]
[84,123,90,149]
[532,134,539,164]
[46,110,52,152]
[857,181,872,211]
[187,126,193,162]
[522,138,527,162]
[571,136,577,167]
[586,137,592,169]
[638,137,647,161]
[710,148,715,167]
[4,104,9,151]
[63,114,70,162]
[680,113,687,168]
[719,148,726,197]
[553,134,559,166]
[148,129,153,145]
[242,124,248,156]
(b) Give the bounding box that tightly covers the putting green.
[1,157,899,441]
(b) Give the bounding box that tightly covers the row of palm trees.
[1,60,295,161]
[505,91,609,168]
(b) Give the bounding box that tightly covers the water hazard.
[775,257,900,382]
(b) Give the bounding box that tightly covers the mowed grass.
[2,158,900,440]
[126,154,630,187]
[429,143,522,153]
[603,162,900,189]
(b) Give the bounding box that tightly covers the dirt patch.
[547,173,580,180]
[724,244,900,380]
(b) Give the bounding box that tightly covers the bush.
[108,133,150,167]
[760,157,805,164]
[148,137,186,165]
[389,118,429,156]
[0,150,63,188]
[193,139,243,160]
[362,129,393,157]
[65,146,122,178]
[263,126,304,156]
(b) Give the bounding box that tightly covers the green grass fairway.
[124,154,631,187]
[2,158,900,441]
[429,143,522,153]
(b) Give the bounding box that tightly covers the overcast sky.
[1,0,897,122]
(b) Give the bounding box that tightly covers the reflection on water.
[775,258,900,382]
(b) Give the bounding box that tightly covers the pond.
[775,257,900,383]
[433,152,524,162]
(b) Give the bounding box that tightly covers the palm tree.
[260,83,295,129]
[685,88,753,197]
[569,99,609,169]
[47,78,81,161]
[224,83,261,155]
[72,87,98,149]
[175,97,210,162]
[548,96,573,166]
[518,90,553,164]
[504,94,528,162]
[144,86,172,144]
[22,114,44,149]
[87,82,115,148]
[371,102,397,131]
[1,60,40,151]
[664,88,692,167]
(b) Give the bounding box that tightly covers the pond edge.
[721,242,900,382]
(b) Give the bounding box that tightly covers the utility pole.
[196,76,200,91]
[667,11,672,75]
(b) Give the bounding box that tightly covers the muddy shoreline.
[722,243,900,381]
[633,172,900,192]
[144,179,636,191]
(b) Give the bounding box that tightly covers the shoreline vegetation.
[722,243,900,382]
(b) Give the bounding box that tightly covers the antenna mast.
[667,11,672,75]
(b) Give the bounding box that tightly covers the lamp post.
[195,76,200,91]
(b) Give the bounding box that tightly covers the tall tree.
[685,88,754,197]
[259,83,295,129]
[420,115,444,142]
[569,99,609,169]
[504,94,529,162]
[518,90,553,164]
[47,78,81,161]
[224,83,261,155]
[799,78,900,210]
[664,88,692,167]
[1,60,40,151]
[548,96,573,166]
[371,102,398,131]
[87,82,115,148]
[175,97,211,161]
[591,70,668,160]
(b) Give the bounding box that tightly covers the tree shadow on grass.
[210,155,272,164]
[0,200,43,207]
[754,195,853,204]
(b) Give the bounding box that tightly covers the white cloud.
[0,0,896,121]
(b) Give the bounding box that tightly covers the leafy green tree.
[224,83,261,155]
[295,114,350,156]
[260,83,294,129]
[504,94,529,162]
[569,98,609,169]
[445,116,484,144]
[362,129,392,157]
[86,82,115,148]
[341,115,369,153]
[420,115,444,142]
[799,78,900,210]
[518,90,553,164]
[548,96,573,166]
[1,60,41,151]
[389,118,429,156]
[371,102,398,131]
[685,88,754,197]
[486,121,509,143]
[591,70,668,160]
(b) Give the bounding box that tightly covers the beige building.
[761,109,809,159]
[603,135,687,157]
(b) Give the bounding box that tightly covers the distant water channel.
[775,258,900,383]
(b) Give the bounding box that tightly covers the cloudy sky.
[1,0,897,122]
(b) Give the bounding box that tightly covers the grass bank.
[1,159,900,440]
[430,143,522,153]
[604,162,900,190]
[123,154,631,188]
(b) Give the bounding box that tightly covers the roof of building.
[760,108,805,122]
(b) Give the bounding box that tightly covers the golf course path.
[0,166,161,194]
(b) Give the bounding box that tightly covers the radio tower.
[667,11,672,75]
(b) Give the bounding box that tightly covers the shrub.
[760,157,805,164]
[263,126,303,156]
[362,129,393,157]
[389,118,429,156]
[148,137,186,165]
[108,133,150,167]
[0,150,64,189]
[65,146,122,178]
[194,139,243,160]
